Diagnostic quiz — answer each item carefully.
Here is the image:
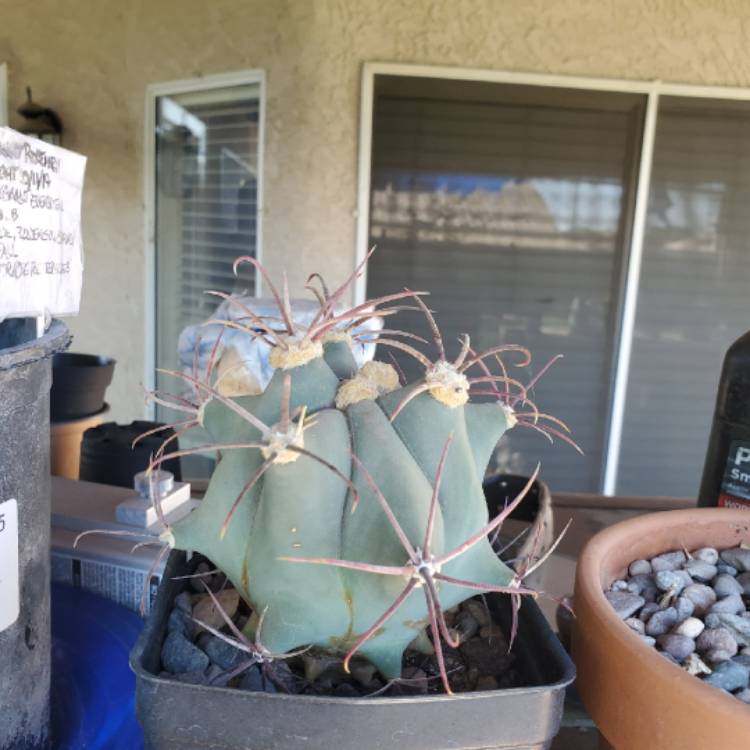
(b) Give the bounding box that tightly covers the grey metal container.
[131,551,575,750]
[0,320,70,750]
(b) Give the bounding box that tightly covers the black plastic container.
[131,551,575,750]
[0,319,70,750]
[79,421,182,488]
[484,474,546,525]
[484,474,554,568]
[698,330,750,508]
[50,352,115,421]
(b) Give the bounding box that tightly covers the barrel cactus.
[149,254,576,693]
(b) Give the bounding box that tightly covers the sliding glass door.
[617,98,750,496]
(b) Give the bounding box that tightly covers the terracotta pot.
[573,508,750,750]
[50,405,108,479]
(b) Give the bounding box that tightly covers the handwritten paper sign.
[0,127,86,321]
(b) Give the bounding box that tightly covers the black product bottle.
[698,330,750,508]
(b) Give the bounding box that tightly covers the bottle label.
[719,441,750,509]
[0,498,20,632]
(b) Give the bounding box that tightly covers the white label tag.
[0,498,19,632]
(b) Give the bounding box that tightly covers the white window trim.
[355,62,750,495]
[0,63,8,126]
[143,68,266,414]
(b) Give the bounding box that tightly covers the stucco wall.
[1,0,748,420]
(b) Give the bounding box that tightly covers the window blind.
[366,76,645,493]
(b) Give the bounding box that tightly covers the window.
[618,98,750,496]
[146,71,264,463]
[358,66,750,498]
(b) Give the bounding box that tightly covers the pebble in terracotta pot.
[604,544,750,704]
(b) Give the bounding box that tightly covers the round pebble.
[674,596,695,623]
[645,607,678,637]
[703,660,750,692]
[713,613,750,648]
[674,617,705,639]
[639,602,662,622]
[712,573,743,598]
[651,551,687,572]
[657,633,695,662]
[610,579,629,592]
[625,617,646,635]
[709,593,745,615]
[167,608,194,638]
[720,547,750,573]
[705,649,734,664]
[205,635,244,670]
[681,584,717,616]
[697,627,738,657]
[629,559,652,576]
[654,570,690,595]
[161,631,209,674]
[694,548,719,565]
[685,560,717,583]
[638,635,656,647]
[626,574,658,601]
[605,591,645,620]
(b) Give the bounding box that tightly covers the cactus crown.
[146,251,577,694]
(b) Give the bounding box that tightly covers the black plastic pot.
[484,474,547,527]
[131,551,575,750]
[79,421,182,488]
[0,319,70,750]
[50,352,115,422]
[484,474,554,574]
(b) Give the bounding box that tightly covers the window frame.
[355,62,750,496]
[143,68,266,413]
[0,63,8,126]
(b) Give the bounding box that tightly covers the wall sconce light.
[17,87,63,145]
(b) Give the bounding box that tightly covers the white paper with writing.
[0,498,19,632]
[0,127,86,321]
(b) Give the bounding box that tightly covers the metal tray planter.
[131,551,575,750]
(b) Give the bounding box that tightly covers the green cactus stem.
[147,254,578,694]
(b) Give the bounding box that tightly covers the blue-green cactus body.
[322,339,358,380]
[170,345,516,678]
